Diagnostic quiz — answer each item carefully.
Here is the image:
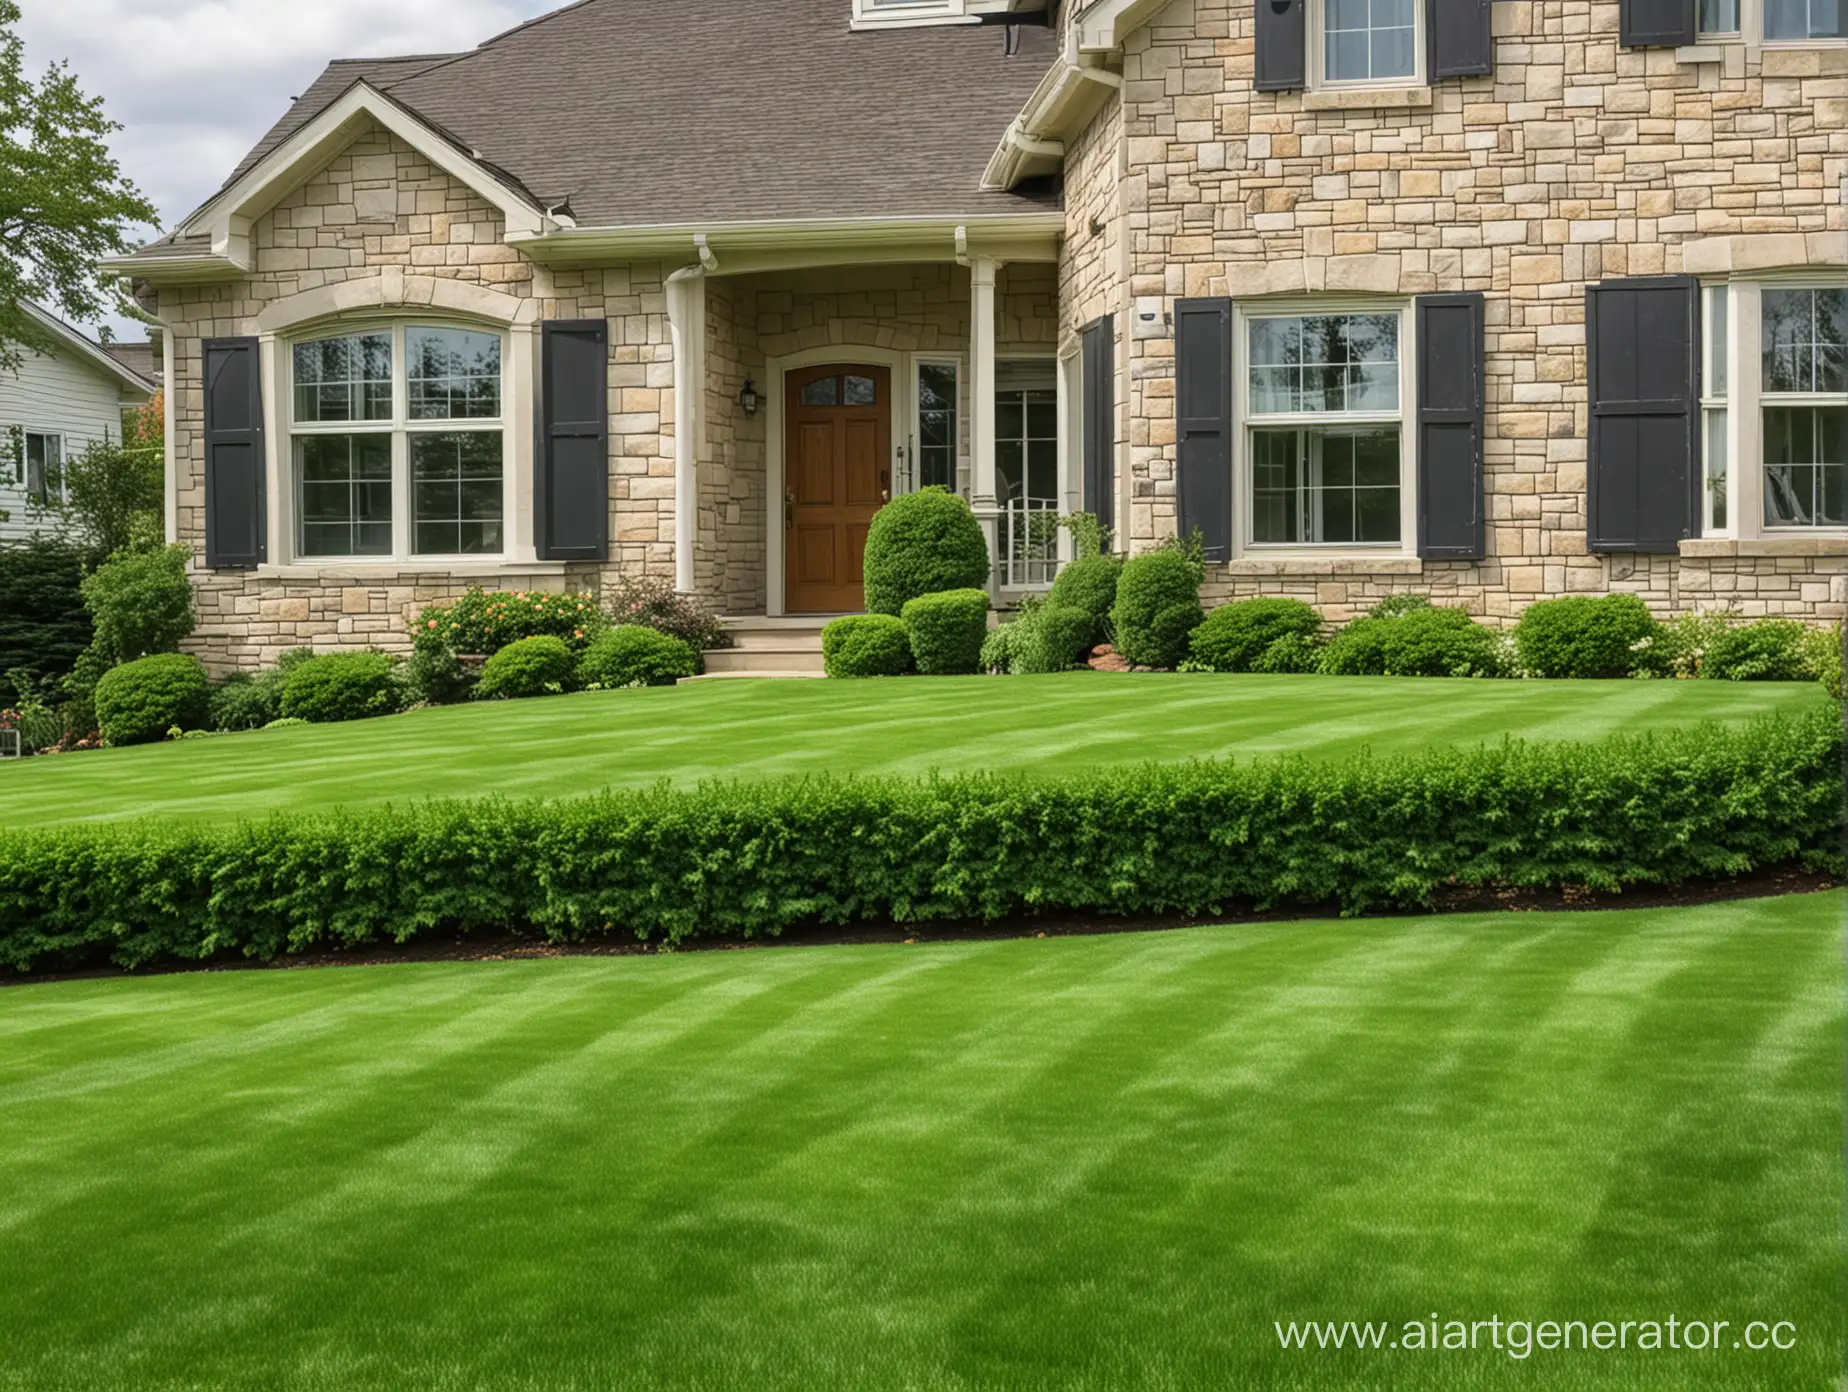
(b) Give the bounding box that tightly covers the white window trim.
[907,353,966,497]
[1699,284,1731,537]
[1308,0,1426,92]
[1685,0,1846,50]
[1755,281,1848,535]
[18,430,67,505]
[1231,298,1419,561]
[281,318,512,566]
[851,0,979,29]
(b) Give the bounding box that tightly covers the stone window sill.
[1302,86,1434,112]
[1219,555,1425,577]
[246,560,573,581]
[1679,537,1848,559]
[1673,42,1733,63]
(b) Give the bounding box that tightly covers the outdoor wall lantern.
[739,379,760,416]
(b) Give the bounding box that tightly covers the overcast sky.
[16,0,560,343]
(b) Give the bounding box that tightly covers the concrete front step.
[680,669,827,683]
[703,615,836,679]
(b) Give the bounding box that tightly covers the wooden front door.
[784,364,890,613]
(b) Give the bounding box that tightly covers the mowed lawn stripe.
[0,893,1838,1391]
[0,672,1823,827]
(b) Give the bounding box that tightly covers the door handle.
[784,490,795,527]
[880,469,890,504]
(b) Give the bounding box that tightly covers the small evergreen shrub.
[1317,618,1392,676]
[1046,554,1123,646]
[1319,606,1507,678]
[1110,548,1205,669]
[823,615,913,678]
[210,672,283,732]
[1251,633,1322,675]
[1700,618,1815,682]
[1368,594,1433,620]
[577,627,698,689]
[1189,598,1324,674]
[93,653,209,746]
[280,652,404,723]
[602,575,729,657]
[1514,594,1662,679]
[79,543,195,665]
[0,537,97,702]
[980,623,1016,675]
[405,645,474,706]
[861,488,990,616]
[1802,624,1843,700]
[901,589,991,676]
[1009,604,1098,675]
[476,636,578,700]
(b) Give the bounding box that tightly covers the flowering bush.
[413,588,606,658]
[601,575,730,656]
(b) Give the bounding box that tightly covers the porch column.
[665,266,706,593]
[970,257,999,575]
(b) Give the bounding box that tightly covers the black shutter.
[1081,315,1115,534]
[1620,0,1695,45]
[202,337,264,569]
[1174,298,1233,563]
[1429,0,1493,77]
[1415,293,1486,560]
[1255,0,1307,92]
[1586,277,1699,554]
[538,319,609,561]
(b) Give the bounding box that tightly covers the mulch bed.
[7,865,1837,987]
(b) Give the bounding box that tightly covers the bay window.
[1242,310,1405,548]
[289,323,506,560]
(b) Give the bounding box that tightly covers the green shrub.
[0,707,1836,974]
[861,488,990,616]
[1008,604,1098,675]
[476,636,578,700]
[1047,553,1123,646]
[264,718,310,731]
[1801,624,1843,700]
[0,537,98,702]
[1189,598,1323,674]
[1110,549,1205,669]
[577,627,698,689]
[1514,594,1662,679]
[980,623,1016,675]
[1251,633,1322,675]
[405,645,474,706]
[901,589,991,676]
[1369,593,1433,620]
[823,615,913,678]
[602,575,729,658]
[79,543,195,665]
[413,587,604,657]
[280,652,404,724]
[1319,606,1508,679]
[93,653,210,747]
[209,672,282,732]
[1700,619,1814,682]
[1060,510,1114,561]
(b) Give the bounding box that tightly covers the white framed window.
[17,431,65,505]
[287,322,507,561]
[1763,0,1845,39]
[1237,307,1409,550]
[1760,286,1847,530]
[1697,0,1742,34]
[1701,284,1730,533]
[913,358,961,492]
[1313,0,1422,87]
[852,0,976,28]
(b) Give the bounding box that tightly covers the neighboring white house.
[1,302,158,542]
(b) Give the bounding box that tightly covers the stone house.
[107,0,1845,669]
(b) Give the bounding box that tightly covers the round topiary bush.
[901,588,991,676]
[1514,594,1661,679]
[475,636,578,700]
[1316,617,1391,676]
[1046,553,1123,645]
[1189,598,1324,673]
[1110,548,1205,669]
[1008,603,1097,675]
[861,488,991,616]
[94,653,210,746]
[822,614,913,678]
[577,626,699,689]
[1700,618,1815,682]
[1375,605,1509,678]
[280,651,405,723]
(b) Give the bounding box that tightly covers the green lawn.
[0,893,1837,1391]
[0,672,1824,827]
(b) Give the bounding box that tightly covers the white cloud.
[14,0,558,338]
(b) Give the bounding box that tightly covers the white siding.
[0,345,145,543]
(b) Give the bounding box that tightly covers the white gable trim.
[254,272,539,336]
[21,301,158,395]
[178,82,547,270]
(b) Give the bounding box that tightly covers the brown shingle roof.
[220,0,1058,228]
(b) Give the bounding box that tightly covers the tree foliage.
[0,0,158,370]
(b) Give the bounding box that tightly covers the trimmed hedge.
[861,488,991,616]
[0,706,1837,974]
[902,589,991,676]
[1515,594,1662,679]
[280,652,404,724]
[1190,598,1323,674]
[1110,548,1205,669]
[823,614,913,678]
[577,626,698,689]
[1701,618,1813,682]
[477,636,577,699]
[93,654,210,746]
[1046,553,1122,647]
[1008,603,1097,675]
[1318,605,1509,679]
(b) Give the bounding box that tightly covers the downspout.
[666,262,706,594]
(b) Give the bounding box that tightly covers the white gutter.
[506,211,1064,262]
[980,29,1124,191]
[665,264,705,594]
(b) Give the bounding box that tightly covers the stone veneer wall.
[1062,0,1846,622]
